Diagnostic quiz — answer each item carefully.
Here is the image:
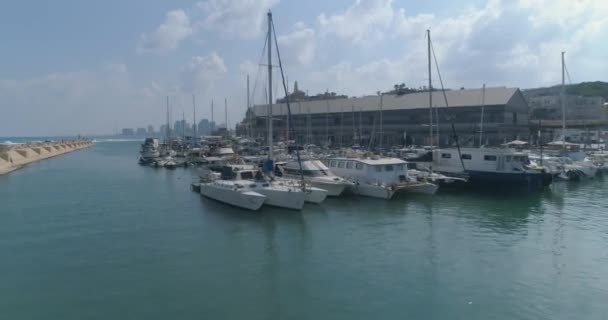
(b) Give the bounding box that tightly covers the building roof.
[252,87,520,117]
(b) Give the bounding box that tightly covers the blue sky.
[1,0,606,136]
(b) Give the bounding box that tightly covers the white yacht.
[228,166,308,210]
[277,160,354,196]
[324,156,438,199]
[139,138,160,163]
[198,168,266,211]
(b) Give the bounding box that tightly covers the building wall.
[528,95,606,120]
[252,104,528,148]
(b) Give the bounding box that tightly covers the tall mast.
[267,10,273,159]
[224,97,228,138]
[166,96,170,141]
[479,84,486,147]
[561,51,566,153]
[193,94,197,138]
[325,92,329,147]
[379,93,383,150]
[427,29,433,148]
[352,104,356,146]
[246,74,251,138]
[340,105,344,148]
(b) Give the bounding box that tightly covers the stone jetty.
[0,139,94,175]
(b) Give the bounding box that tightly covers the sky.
[0,0,606,136]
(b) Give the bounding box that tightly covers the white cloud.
[306,0,608,94]
[0,65,166,136]
[179,52,228,93]
[196,0,280,39]
[138,10,193,53]
[278,23,316,65]
[317,0,394,45]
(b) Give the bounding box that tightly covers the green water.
[1,141,607,319]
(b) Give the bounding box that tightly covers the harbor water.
[1,140,607,319]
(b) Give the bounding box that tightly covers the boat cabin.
[324,157,408,184]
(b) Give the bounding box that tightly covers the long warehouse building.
[248,87,530,148]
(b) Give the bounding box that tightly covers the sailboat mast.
[427,29,433,148]
[166,96,170,141]
[267,11,274,159]
[193,94,197,138]
[561,51,566,153]
[340,105,344,148]
[224,97,228,138]
[325,92,329,147]
[379,93,383,150]
[247,74,251,138]
[479,84,486,147]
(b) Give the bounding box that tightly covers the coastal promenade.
[0,139,93,175]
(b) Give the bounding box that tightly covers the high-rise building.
[136,128,147,135]
[147,125,155,135]
[121,128,135,136]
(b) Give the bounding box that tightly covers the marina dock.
[0,139,93,175]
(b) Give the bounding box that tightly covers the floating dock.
[0,140,94,175]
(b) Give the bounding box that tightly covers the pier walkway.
[0,140,93,175]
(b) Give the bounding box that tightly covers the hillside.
[523,81,608,100]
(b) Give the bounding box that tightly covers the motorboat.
[276,160,354,196]
[324,156,438,199]
[139,138,160,163]
[199,178,266,211]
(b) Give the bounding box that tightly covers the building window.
[330,161,336,167]
[375,166,382,172]
[396,164,404,171]
[441,153,452,159]
[346,161,353,169]
[338,161,345,168]
[484,155,497,161]
[385,165,394,171]
[461,154,472,160]
[505,156,512,162]
[355,163,364,170]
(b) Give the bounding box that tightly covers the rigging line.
[250,34,269,106]
[271,16,305,186]
[564,61,573,85]
[430,35,466,171]
[430,38,447,142]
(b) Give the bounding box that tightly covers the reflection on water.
[1,141,608,320]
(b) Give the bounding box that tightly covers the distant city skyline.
[1,0,607,136]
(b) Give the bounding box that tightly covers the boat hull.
[199,183,266,211]
[310,180,348,196]
[257,186,306,210]
[304,186,328,204]
[399,182,439,195]
[464,170,553,191]
[349,183,397,199]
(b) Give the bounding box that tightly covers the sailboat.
[256,10,324,209]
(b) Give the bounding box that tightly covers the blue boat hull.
[464,170,553,191]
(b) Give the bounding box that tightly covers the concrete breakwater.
[0,139,93,175]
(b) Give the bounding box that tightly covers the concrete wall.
[0,140,94,175]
